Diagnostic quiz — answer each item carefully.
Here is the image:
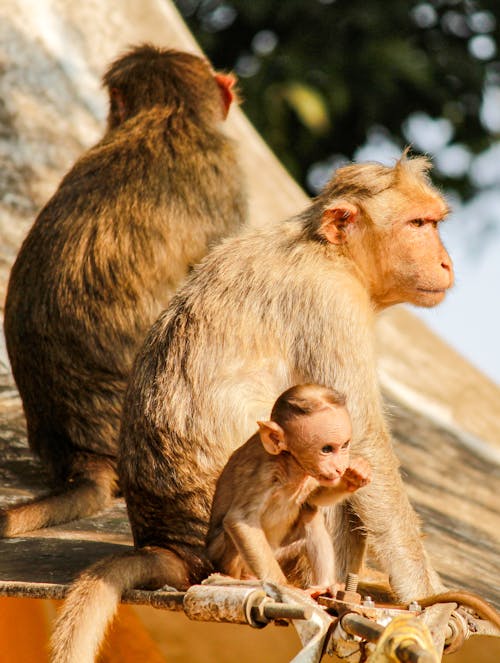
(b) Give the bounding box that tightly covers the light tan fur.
[51,155,453,661]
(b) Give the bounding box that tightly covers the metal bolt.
[362,596,375,608]
[408,601,422,612]
[345,573,359,593]
[249,594,312,627]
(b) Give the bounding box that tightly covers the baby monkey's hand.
[341,456,371,492]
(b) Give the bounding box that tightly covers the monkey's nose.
[441,260,451,272]
[440,248,453,273]
[441,256,454,287]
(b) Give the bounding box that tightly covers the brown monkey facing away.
[207,383,371,591]
[51,155,454,663]
[1,44,246,537]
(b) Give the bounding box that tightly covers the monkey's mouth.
[416,287,447,294]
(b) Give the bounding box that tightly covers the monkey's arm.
[309,458,372,507]
[223,513,288,585]
[304,509,335,587]
[307,484,350,507]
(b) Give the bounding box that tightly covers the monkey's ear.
[110,88,128,124]
[257,421,286,455]
[214,73,236,117]
[320,202,358,245]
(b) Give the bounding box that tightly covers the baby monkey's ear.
[257,420,287,455]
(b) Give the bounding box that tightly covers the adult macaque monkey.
[119,154,452,597]
[2,44,245,537]
[51,155,453,663]
[207,384,371,591]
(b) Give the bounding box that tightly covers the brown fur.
[51,155,452,662]
[2,44,246,537]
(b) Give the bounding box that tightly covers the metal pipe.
[341,613,438,663]
[260,601,312,622]
[183,584,312,628]
[395,640,436,663]
[341,612,384,642]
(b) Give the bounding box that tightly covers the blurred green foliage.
[175,0,500,197]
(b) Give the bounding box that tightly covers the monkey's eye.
[321,445,334,453]
[410,219,425,227]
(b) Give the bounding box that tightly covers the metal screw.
[408,601,422,612]
[345,573,359,593]
[362,596,375,608]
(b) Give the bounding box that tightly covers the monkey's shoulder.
[220,434,269,482]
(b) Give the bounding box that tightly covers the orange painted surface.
[1,596,499,662]
[0,598,49,663]
[96,605,166,663]
[0,599,166,663]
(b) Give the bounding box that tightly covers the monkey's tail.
[0,460,116,537]
[417,591,500,630]
[51,547,188,663]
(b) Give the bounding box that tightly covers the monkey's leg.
[305,511,335,587]
[350,471,444,602]
[276,539,307,565]
[275,528,314,587]
[0,456,117,537]
[327,503,367,583]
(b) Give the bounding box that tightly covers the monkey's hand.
[341,456,371,492]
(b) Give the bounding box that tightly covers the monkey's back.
[4,108,245,480]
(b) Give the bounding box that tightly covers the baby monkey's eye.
[410,219,425,228]
[321,445,334,453]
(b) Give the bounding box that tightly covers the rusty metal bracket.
[199,576,336,663]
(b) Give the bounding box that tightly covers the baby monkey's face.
[284,406,352,486]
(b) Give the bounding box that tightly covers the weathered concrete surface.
[0,4,498,659]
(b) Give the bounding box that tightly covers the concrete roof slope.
[0,0,498,605]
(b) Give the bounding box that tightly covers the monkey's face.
[318,178,453,310]
[358,194,454,309]
[285,407,352,486]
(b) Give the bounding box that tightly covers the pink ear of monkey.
[320,202,358,245]
[110,87,127,123]
[214,73,236,118]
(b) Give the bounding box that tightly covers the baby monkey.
[207,384,371,591]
